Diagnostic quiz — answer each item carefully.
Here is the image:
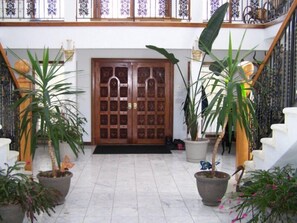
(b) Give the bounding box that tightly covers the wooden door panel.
[92,59,173,145]
[132,62,172,144]
[93,61,133,144]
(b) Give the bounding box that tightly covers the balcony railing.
[1,0,64,20]
[206,0,293,23]
[0,0,293,23]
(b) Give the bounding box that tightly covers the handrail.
[0,44,20,89]
[249,0,297,152]
[253,0,297,83]
[0,43,21,152]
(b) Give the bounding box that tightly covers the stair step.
[260,137,275,148]
[261,139,288,167]
[253,150,264,160]
[252,150,269,170]
[271,123,296,149]
[283,107,297,134]
[271,123,287,133]
[254,107,297,171]
[283,107,297,115]
[244,160,255,171]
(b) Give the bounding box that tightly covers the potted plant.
[146,2,229,163]
[0,163,58,223]
[194,31,258,206]
[231,165,297,222]
[11,47,86,204]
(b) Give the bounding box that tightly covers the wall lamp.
[63,39,75,61]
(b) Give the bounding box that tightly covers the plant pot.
[60,142,77,161]
[0,204,25,223]
[37,171,73,205]
[185,138,209,163]
[194,171,230,206]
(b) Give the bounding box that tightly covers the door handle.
[133,102,137,110]
[128,102,132,110]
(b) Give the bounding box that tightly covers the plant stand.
[185,138,209,163]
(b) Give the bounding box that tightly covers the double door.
[92,59,173,145]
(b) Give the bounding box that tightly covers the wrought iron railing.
[0,0,64,20]
[251,0,297,151]
[207,0,294,23]
[0,44,20,151]
[0,0,293,23]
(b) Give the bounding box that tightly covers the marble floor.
[25,143,240,223]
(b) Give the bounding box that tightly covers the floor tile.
[83,216,111,223]
[28,145,237,223]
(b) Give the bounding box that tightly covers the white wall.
[0,26,268,51]
[2,6,282,143]
[76,49,190,142]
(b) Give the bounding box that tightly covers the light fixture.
[192,40,203,61]
[63,39,75,61]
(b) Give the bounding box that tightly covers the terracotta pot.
[194,171,230,206]
[37,171,73,205]
[0,204,25,223]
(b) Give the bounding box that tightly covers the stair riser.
[262,142,286,158]
[272,129,295,149]
[284,113,297,134]
[244,160,255,171]
[251,107,297,171]
[253,157,268,170]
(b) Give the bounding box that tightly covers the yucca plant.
[146,2,229,141]
[202,31,258,177]
[11,48,86,177]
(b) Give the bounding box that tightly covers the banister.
[0,43,21,153]
[0,43,20,89]
[236,1,297,165]
[248,0,297,154]
[253,0,297,84]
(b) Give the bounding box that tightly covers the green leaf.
[145,45,179,64]
[198,2,229,53]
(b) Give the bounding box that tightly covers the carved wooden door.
[92,59,173,145]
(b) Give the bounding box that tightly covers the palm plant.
[202,31,258,177]
[146,2,229,141]
[11,48,86,177]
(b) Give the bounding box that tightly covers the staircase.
[245,107,297,170]
[0,138,19,169]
